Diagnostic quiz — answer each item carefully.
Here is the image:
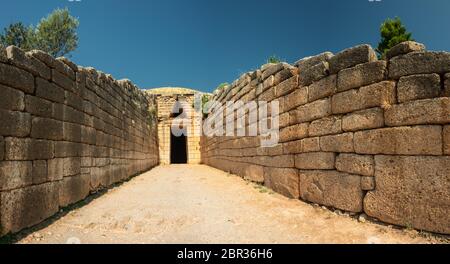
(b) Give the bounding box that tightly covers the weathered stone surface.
[328,45,378,74]
[275,76,298,98]
[25,95,53,118]
[63,157,81,177]
[342,108,384,132]
[354,126,442,155]
[279,123,309,142]
[397,74,441,103]
[27,50,56,68]
[364,156,450,234]
[332,81,396,114]
[282,87,308,112]
[337,61,386,92]
[0,182,59,235]
[55,58,76,81]
[295,152,336,170]
[59,174,90,207]
[308,74,336,102]
[361,177,375,191]
[0,110,31,137]
[63,122,82,142]
[320,133,354,153]
[4,137,54,160]
[57,57,78,73]
[55,141,82,157]
[445,126,450,155]
[385,98,450,126]
[0,136,4,161]
[32,160,48,185]
[295,52,333,70]
[445,73,450,97]
[244,165,264,183]
[0,45,6,62]
[283,140,302,154]
[301,137,320,152]
[31,117,64,140]
[35,77,65,104]
[0,161,32,191]
[6,46,51,80]
[264,167,299,199]
[0,84,25,111]
[291,98,331,124]
[0,62,34,94]
[261,63,284,80]
[47,158,64,181]
[299,61,329,86]
[309,116,342,137]
[336,154,374,176]
[299,170,364,212]
[254,155,295,168]
[389,51,450,79]
[385,41,426,59]
[52,69,75,92]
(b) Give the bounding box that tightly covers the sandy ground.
[12,165,448,244]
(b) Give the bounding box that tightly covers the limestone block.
[263,167,299,199]
[335,154,374,177]
[361,177,375,191]
[6,46,51,80]
[299,170,364,212]
[295,152,336,170]
[397,74,441,103]
[295,52,333,71]
[385,98,450,126]
[0,62,34,94]
[4,137,54,160]
[25,95,53,118]
[328,44,378,74]
[275,76,298,98]
[35,77,65,104]
[0,136,3,161]
[0,84,25,111]
[27,50,56,68]
[63,157,81,177]
[48,158,64,181]
[364,156,450,234]
[385,41,426,59]
[52,69,75,93]
[279,123,309,142]
[320,133,354,153]
[301,137,321,152]
[31,117,64,140]
[55,141,82,158]
[59,174,90,207]
[299,61,329,86]
[57,57,78,73]
[244,165,264,183]
[65,91,84,111]
[342,108,384,132]
[283,140,302,154]
[444,126,450,155]
[0,109,31,137]
[63,122,82,142]
[337,61,386,92]
[255,155,295,168]
[445,73,450,97]
[308,74,336,102]
[389,51,450,79]
[282,87,308,112]
[0,161,32,191]
[0,181,59,235]
[32,160,48,185]
[331,81,396,114]
[309,116,342,137]
[354,126,442,155]
[291,98,331,124]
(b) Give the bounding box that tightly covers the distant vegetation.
[0,8,79,57]
[376,17,414,58]
[267,55,282,64]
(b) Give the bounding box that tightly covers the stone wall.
[0,46,159,236]
[200,42,450,235]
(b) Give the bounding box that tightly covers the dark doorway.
[171,133,188,164]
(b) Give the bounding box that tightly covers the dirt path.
[15,165,445,244]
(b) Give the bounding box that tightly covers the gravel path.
[15,165,444,244]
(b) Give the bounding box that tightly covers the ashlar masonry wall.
[0,46,159,236]
[201,42,450,235]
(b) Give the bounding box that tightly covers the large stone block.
[0,136,4,161]
[54,141,82,157]
[299,170,364,212]
[0,84,25,111]
[320,133,354,153]
[27,50,56,68]
[63,122,82,142]
[52,69,75,93]
[263,167,299,199]
[0,181,59,235]
[0,161,32,191]
[4,137,54,160]
[354,126,442,155]
[31,117,64,140]
[335,154,374,176]
[279,123,309,142]
[35,77,65,104]
[308,74,336,102]
[389,51,450,79]
[275,76,298,98]
[331,81,396,114]
[0,46,6,62]
[0,63,34,94]
[342,108,384,132]
[0,109,31,137]
[6,46,51,80]
[295,52,333,71]
[337,61,386,92]
[385,41,426,59]
[243,165,264,183]
[299,61,329,87]
[328,44,378,74]
[283,140,302,154]
[59,174,90,207]
[254,155,295,168]
[385,98,450,126]
[445,126,450,155]
[32,160,48,185]
[295,152,335,170]
[301,137,320,152]
[291,98,331,124]
[63,157,81,177]
[282,87,308,112]
[47,158,64,181]
[25,95,53,118]
[445,73,450,97]
[309,116,342,137]
[397,74,441,103]
[364,156,450,234]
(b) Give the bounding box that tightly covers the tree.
[0,22,35,51]
[35,8,79,57]
[267,55,281,64]
[376,17,413,58]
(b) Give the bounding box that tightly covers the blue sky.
[1,0,450,92]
